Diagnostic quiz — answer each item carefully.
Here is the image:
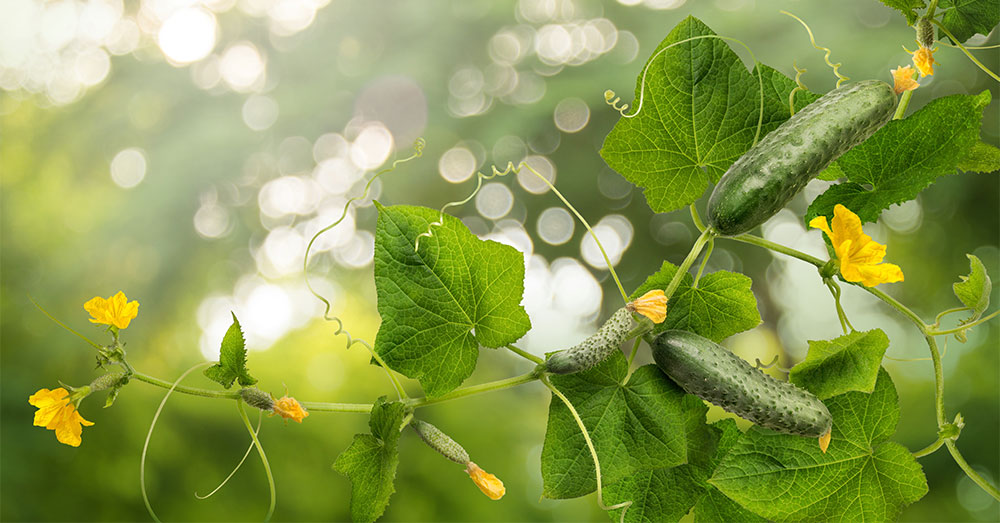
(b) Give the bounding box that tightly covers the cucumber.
[707,80,896,236]
[545,307,633,374]
[652,330,831,438]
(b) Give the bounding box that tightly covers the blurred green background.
[2,0,997,521]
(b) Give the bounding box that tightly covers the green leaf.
[541,352,689,499]
[957,141,1000,173]
[954,253,991,323]
[876,0,926,24]
[937,0,1000,43]
[631,262,761,342]
[203,313,256,389]
[333,397,406,523]
[807,91,993,224]
[789,329,889,400]
[694,489,767,523]
[600,16,818,214]
[710,368,928,521]
[372,203,531,397]
[817,160,844,181]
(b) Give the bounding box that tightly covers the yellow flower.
[465,461,505,500]
[628,289,668,324]
[84,291,139,330]
[272,395,309,423]
[890,65,919,95]
[29,387,94,447]
[809,204,904,287]
[906,45,938,77]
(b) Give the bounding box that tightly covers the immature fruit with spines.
[545,307,634,374]
[652,330,832,442]
[411,419,470,464]
[707,80,897,236]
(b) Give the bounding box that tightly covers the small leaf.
[817,160,844,181]
[600,16,819,214]
[875,0,926,25]
[541,352,689,499]
[333,397,406,523]
[937,0,1000,43]
[710,368,928,521]
[807,91,993,224]
[789,329,889,400]
[632,262,761,342]
[373,203,531,397]
[203,313,256,389]
[954,253,991,323]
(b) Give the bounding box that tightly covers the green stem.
[945,440,1000,501]
[406,371,540,409]
[924,334,947,426]
[934,306,972,327]
[925,0,940,22]
[29,295,105,351]
[296,401,374,413]
[894,89,914,120]
[506,344,544,364]
[624,337,643,383]
[237,400,276,522]
[664,228,716,302]
[928,310,1000,336]
[693,239,714,288]
[730,234,827,266]
[865,286,929,333]
[690,204,707,232]
[912,437,945,458]
[133,372,241,399]
[931,19,1000,82]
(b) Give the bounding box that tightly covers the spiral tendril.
[788,61,809,116]
[302,138,426,400]
[781,11,849,88]
[414,160,630,303]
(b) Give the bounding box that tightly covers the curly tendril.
[302,138,426,401]
[788,61,809,115]
[602,34,767,147]
[414,160,630,303]
[194,410,262,500]
[780,11,850,88]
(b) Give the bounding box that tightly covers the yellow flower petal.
[891,65,919,95]
[84,291,139,329]
[465,462,505,500]
[29,387,94,447]
[272,395,309,423]
[908,46,938,77]
[629,289,668,324]
[811,204,904,287]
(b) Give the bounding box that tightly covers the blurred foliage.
[1,0,997,521]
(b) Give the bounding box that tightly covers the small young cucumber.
[652,330,832,438]
[707,80,896,236]
[545,307,633,374]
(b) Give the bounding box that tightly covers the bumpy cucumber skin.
[707,80,896,236]
[546,307,633,374]
[411,419,470,464]
[652,330,832,437]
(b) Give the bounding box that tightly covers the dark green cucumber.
[546,307,633,374]
[652,330,831,437]
[707,80,896,236]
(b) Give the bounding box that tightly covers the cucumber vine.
[24,2,1000,522]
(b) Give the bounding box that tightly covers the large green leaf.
[203,313,256,389]
[333,398,406,523]
[789,329,889,400]
[631,262,761,342]
[541,352,689,499]
[600,16,818,214]
[938,0,1000,43]
[372,203,530,397]
[807,91,992,224]
[710,369,928,521]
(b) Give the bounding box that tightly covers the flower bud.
[411,419,470,464]
[628,289,668,324]
[272,395,308,422]
[240,387,275,411]
[465,462,505,500]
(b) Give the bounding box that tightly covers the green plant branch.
[928,310,1000,336]
[912,436,946,458]
[132,372,242,399]
[663,228,716,302]
[946,439,1000,501]
[894,89,915,120]
[934,306,972,327]
[405,371,541,409]
[693,238,714,288]
[506,344,544,364]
